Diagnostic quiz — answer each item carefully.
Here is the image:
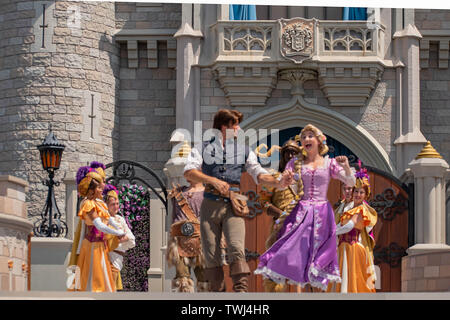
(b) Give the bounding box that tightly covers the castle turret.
[0,1,120,220]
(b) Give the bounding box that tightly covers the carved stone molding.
[419,39,430,68]
[419,30,450,69]
[279,69,317,96]
[318,64,384,107]
[167,39,177,68]
[145,39,178,69]
[114,29,178,69]
[127,40,138,69]
[213,64,278,106]
[147,40,158,68]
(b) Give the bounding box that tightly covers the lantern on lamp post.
[34,129,67,237]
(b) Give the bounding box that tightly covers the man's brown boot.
[230,260,251,292]
[204,266,226,292]
[231,273,249,292]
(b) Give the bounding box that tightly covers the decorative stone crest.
[279,18,316,64]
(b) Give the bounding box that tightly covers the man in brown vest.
[184,109,293,292]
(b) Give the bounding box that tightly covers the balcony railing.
[219,21,274,57]
[320,21,384,57]
[213,19,385,62]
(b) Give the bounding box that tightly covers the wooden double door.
[223,169,411,292]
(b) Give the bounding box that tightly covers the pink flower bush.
[119,184,150,292]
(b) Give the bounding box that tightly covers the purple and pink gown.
[254,156,356,290]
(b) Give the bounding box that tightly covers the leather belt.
[205,184,240,197]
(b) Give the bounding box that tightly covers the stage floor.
[0,291,449,300]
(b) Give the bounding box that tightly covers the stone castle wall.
[415,9,450,30]
[115,2,181,30]
[116,2,181,179]
[0,1,120,220]
[118,41,176,178]
[402,251,450,292]
[0,175,32,291]
[416,9,450,164]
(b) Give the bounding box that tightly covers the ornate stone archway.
[240,69,397,175]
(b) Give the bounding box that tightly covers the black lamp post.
[34,129,67,237]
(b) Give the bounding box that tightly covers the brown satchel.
[229,190,250,218]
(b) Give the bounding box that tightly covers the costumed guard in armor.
[329,162,377,293]
[256,140,304,292]
[167,180,209,292]
[184,109,293,292]
[67,162,126,292]
[103,184,135,291]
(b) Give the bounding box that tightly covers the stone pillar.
[392,24,427,176]
[401,142,450,292]
[30,237,72,291]
[174,7,203,135]
[147,187,168,292]
[408,142,450,250]
[63,177,78,240]
[0,176,32,292]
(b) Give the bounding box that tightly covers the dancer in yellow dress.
[332,163,377,293]
[69,165,126,292]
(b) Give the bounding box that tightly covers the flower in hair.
[355,159,369,181]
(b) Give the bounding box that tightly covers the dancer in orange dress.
[69,165,126,292]
[331,162,377,293]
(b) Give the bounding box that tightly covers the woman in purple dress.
[254,124,356,291]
